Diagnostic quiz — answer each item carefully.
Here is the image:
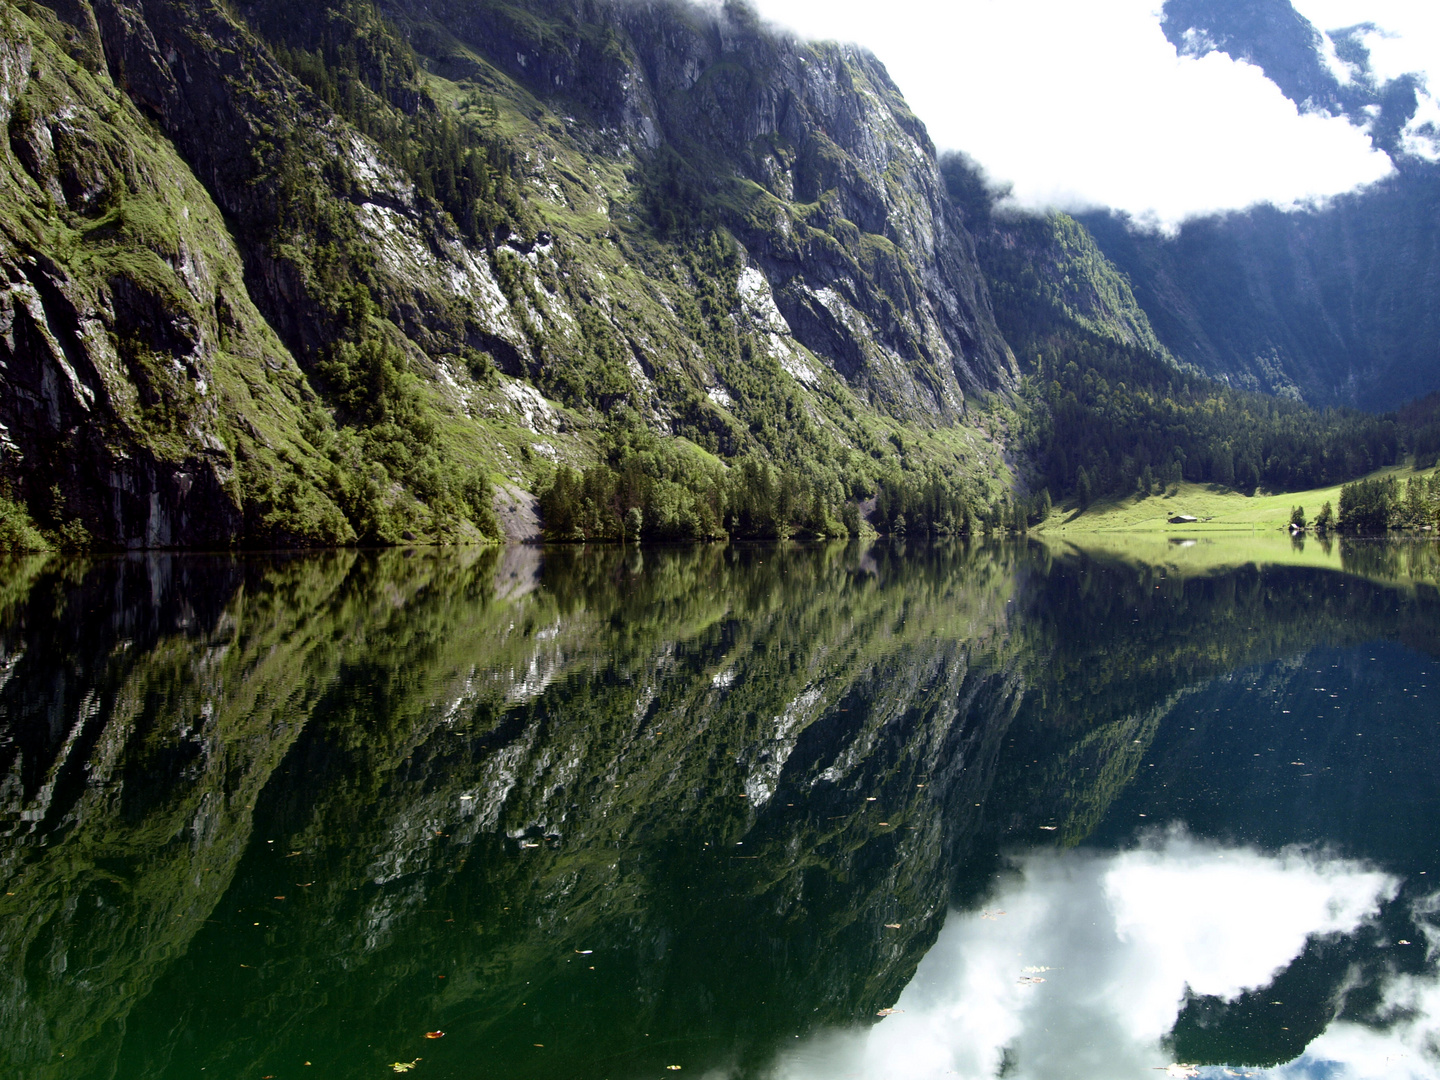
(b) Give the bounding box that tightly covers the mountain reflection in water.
[0,539,1438,1080]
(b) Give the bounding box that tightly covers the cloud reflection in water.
[767,828,1435,1080]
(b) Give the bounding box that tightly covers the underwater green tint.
[2,540,1439,1080]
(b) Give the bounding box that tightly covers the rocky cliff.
[0,0,1018,548]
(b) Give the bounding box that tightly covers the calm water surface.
[3,539,1440,1080]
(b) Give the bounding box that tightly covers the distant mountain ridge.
[1079,167,1440,410]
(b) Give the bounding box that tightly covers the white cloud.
[1289,2,1440,162]
[1402,93,1440,161]
[1289,984,1440,1079]
[1290,2,1440,85]
[766,828,1402,1080]
[748,0,1396,225]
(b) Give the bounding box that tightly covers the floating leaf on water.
[875,1008,903,1017]
[424,1031,444,1039]
[274,896,286,900]
[391,1060,421,1074]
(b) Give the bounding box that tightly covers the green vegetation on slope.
[957,196,1407,506]
[937,154,1423,519]
[1037,461,1440,538]
[3,0,1432,550]
[211,0,1019,542]
[0,1,362,546]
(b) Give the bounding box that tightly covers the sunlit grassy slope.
[1036,463,1427,536]
[1031,462,1440,586]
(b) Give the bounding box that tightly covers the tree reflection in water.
[0,539,1437,1079]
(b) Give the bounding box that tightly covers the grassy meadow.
[1035,462,1431,536]
[1033,461,1440,587]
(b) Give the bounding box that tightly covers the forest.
[1336,471,1440,533]
[1014,337,1406,506]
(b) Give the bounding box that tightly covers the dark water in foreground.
[2,539,1440,1080]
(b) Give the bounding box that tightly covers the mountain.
[1079,170,1440,411]
[0,0,1016,549]
[1,0,1436,550]
[940,155,1406,503]
[1070,0,1440,411]
[1160,0,1436,157]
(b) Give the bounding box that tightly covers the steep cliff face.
[399,0,1017,412]
[0,4,352,547]
[0,0,1018,549]
[1081,171,1440,409]
[971,208,1173,362]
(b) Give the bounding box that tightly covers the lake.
[2,536,1439,1080]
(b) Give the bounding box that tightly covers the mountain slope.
[1080,170,1440,409]
[938,156,1405,506]
[0,2,355,546]
[0,0,1019,548]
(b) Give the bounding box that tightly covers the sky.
[746,0,1438,227]
[766,828,1435,1080]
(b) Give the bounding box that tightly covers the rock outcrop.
[0,0,1019,548]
